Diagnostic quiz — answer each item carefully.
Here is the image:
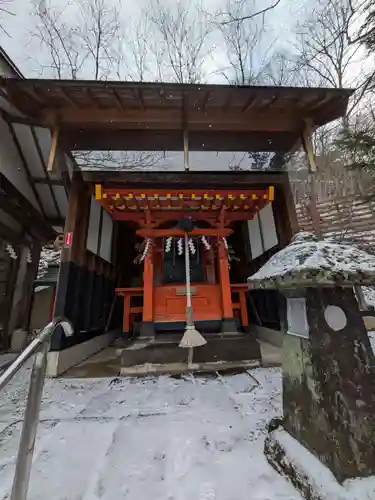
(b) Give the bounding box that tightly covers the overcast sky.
[2,0,370,172]
[0,0,305,79]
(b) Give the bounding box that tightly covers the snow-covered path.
[0,366,301,500]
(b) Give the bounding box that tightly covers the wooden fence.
[296,193,375,252]
[287,164,375,251]
[289,167,372,202]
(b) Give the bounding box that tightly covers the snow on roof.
[248,232,375,289]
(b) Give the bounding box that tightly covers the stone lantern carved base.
[282,287,375,484]
[247,232,375,496]
[265,426,375,500]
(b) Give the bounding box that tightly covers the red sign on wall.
[64,232,73,248]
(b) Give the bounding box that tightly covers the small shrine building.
[0,78,352,372]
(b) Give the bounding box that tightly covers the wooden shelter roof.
[0,79,353,153]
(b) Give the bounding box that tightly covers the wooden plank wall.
[52,174,116,350]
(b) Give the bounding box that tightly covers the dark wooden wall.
[0,173,48,349]
[232,179,298,329]
[52,174,116,350]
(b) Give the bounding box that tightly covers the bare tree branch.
[147,0,213,84]
[0,0,15,37]
[293,0,372,139]
[215,0,272,85]
[29,0,166,170]
[220,0,282,25]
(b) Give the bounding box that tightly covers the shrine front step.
[120,334,261,376]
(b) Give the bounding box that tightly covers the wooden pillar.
[21,242,41,331]
[8,242,41,351]
[140,239,155,338]
[302,119,322,238]
[273,178,299,248]
[83,253,96,331]
[238,290,249,327]
[122,294,131,333]
[52,173,90,350]
[218,238,237,334]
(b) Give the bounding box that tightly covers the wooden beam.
[137,228,232,238]
[59,174,90,264]
[201,91,211,112]
[302,118,318,173]
[87,88,100,108]
[111,211,258,222]
[41,108,301,132]
[31,126,63,221]
[47,125,71,196]
[112,89,125,112]
[272,180,299,246]
[60,88,80,108]
[135,88,145,110]
[22,85,44,104]
[241,95,256,113]
[59,156,72,195]
[222,92,232,113]
[83,170,289,187]
[61,129,298,152]
[183,128,189,171]
[47,125,60,172]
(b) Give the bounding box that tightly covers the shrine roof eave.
[0,78,354,153]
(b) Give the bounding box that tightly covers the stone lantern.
[248,232,375,497]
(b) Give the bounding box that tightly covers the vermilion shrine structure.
[0,78,352,372]
[96,183,274,338]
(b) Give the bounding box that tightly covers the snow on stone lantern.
[248,232,375,498]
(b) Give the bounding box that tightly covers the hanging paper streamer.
[177,238,184,255]
[6,244,17,260]
[165,237,172,253]
[140,238,151,262]
[222,237,228,250]
[27,249,32,263]
[201,236,211,251]
[188,238,196,255]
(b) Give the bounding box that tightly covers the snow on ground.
[0,363,302,500]
[270,428,375,500]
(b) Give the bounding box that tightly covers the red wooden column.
[123,294,131,334]
[218,238,238,334]
[140,239,155,338]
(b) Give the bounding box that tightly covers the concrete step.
[120,334,261,376]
